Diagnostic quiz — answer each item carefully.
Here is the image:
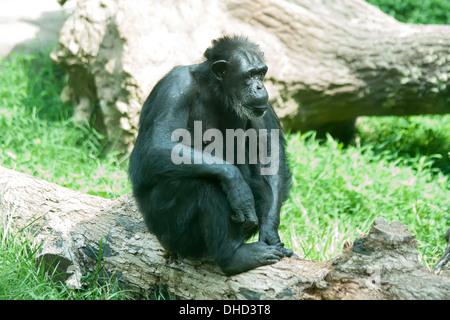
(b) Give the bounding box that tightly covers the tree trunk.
[51,0,450,150]
[1,166,449,300]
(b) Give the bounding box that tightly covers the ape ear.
[211,60,228,81]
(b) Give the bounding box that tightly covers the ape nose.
[256,81,264,90]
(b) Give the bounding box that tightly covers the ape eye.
[248,74,253,78]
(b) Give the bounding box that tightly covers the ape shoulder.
[162,66,197,98]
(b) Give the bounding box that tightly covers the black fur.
[129,35,293,275]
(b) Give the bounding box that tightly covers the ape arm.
[249,113,292,255]
[259,173,283,242]
[258,153,293,257]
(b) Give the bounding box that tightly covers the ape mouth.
[249,104,268,116]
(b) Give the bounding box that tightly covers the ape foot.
[278,245,294,257]
[219,241,284,276]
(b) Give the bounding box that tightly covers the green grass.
[0,1,449,299]
[366,0,450,24]
[281,131,449,268]
[358,115,450,175]
[0,51,132,299]
[0,210,131,299]
[0,51,131,198]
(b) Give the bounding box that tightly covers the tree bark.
[1,166,449,300]
[51,0,450,149]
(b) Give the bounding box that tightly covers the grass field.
[0,1,449,299]
[282,130,448,265]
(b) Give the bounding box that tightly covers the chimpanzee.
[129,35,294,275]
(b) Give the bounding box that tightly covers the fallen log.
[0,165,449,299]
[51,0,450,149]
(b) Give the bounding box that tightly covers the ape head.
[204,36,269,119]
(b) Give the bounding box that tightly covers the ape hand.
[222,175,258,229]
[259,230,294,257]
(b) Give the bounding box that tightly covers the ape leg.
[136,178,285,275]
[197,182,285,275]
[136,179,208,258]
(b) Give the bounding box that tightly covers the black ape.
[129,35,293,275]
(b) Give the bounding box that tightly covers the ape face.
[211,49,269,119]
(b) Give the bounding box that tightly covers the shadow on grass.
[356,115,450,176]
